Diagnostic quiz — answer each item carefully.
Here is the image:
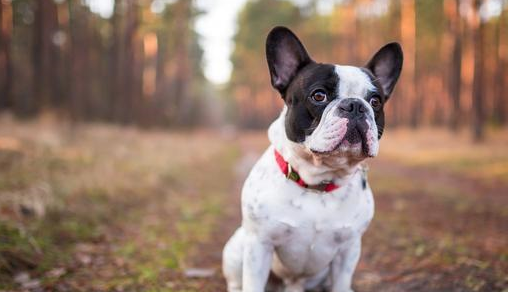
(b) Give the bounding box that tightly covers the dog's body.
[223,113,374,292]
[223,27,403,292]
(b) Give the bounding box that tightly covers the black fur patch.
[282,63,339,142]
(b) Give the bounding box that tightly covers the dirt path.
[180,136,508,292]
[167,133,267,291]
[357,158,508,292]
[3,128,505,292]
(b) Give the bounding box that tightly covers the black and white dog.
[223,27,403,292]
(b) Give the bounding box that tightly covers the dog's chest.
[242,146,374,275]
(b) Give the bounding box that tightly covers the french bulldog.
[223,26,403,292]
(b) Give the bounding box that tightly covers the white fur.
[364,120,379,157]
[334,65,376,100]
[223,112,375,292]
[304,99,349,154]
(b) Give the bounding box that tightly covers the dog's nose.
[338,98,367,118]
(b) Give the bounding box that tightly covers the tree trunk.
[112,0,140,124]
[472,0,485,141]
[53,3,70,109]
[33,0,59,110]
[173,0,192,125]
[112,0,127,123]
[68,1,91,121]
[129,2,143,124]
[493,4,507,125]
[389,1,402,127]
[107,0,119,121]
[400,0,416,126]
[0,1,13,110]
[448,0,462,131]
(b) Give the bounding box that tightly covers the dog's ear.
[266,26,312,94]
[366,42,403,98]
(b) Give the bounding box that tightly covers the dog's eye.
[369,96,382,110]
[311,90,327,103]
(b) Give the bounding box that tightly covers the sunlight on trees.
[0,0,506,138]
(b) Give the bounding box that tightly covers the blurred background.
[0,0,506,135]
[0,0,507,291]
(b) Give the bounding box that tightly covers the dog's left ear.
[266,26,312,94]
[366,43,403,98]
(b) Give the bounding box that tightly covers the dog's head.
[266,26,403,162]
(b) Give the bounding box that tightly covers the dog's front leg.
[242,231,273,292]
[330,237,361,292]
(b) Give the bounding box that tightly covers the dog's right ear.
[266,26,312,94]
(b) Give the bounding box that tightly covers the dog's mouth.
[342,119,371,155]
[311,118,374,157]
[335,124,369,157]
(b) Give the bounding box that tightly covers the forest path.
[1,127,506,292]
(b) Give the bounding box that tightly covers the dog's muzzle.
[336,98,374,154]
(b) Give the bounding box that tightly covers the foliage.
[0,0,207,127]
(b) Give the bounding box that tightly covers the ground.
[0,120,507,292]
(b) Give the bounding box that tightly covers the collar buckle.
[274,149,339,193]
[286,163,300,181]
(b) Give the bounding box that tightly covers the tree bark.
[173,0,192,125]
[448,0,462,131]
[107,0,119,121]
[112,0,141,124]
[400,0,416,126]
[0,1,13,110]
[68,1,91,121]
[493,5,507,125]
[472,0,485,141]
[33,0,59,110]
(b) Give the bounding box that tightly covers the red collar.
[274,149,339,192]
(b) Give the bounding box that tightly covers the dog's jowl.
[223,26,403,292]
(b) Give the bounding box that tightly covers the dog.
[223,26,403,292]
